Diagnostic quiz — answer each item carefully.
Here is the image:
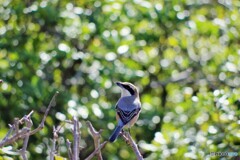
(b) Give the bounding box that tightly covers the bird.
[109,81,141,142]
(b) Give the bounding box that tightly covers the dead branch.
[66,139,72,160]
[30,91,59,135]
[84,141,108,160]
[86,121,103,160]
[0,127,29,148]
[72,117,80,160]
[0,90,144,160]
[1,125,14,143]
[121,131,143,160]
[50,126,57,160]
[19,115,33,160]
[0,91,59,148]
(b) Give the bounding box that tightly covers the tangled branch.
[0,91,59,159]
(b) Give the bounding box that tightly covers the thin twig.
[30,91,59,135]
[55,122,65,133]
[86,121,103,160]
[84,141,108,160]
[66,139,72,160]
[64,120,73,124]
[50,126,57,160]
[121,131,143,160]
[19,117,33,160]
[19,110,34,124]
[0,128,29,148]
[0,117,28,148]
[0,91,59,148]
[14,118,20,133]
[1,125,14,143]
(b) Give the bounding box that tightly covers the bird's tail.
[109,124,124,142]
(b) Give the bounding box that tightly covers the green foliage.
[0,0,240,159]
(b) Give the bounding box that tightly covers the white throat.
[121,89,132,97]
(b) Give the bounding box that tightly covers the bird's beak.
[115,81,123,87]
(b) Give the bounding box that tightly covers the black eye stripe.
[123,85,135,95]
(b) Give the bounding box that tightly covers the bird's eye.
[123,85,135,95]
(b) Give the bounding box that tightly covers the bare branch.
[86,121,103,160]
[13,118,20,133]
[64,120,73,124]
[50,123,67,160]
[55,123,65,133]
[19,116,33,160]
[19,110,34,124]
[30,91,59,135]
[72,117,80,160]
[66,139,72,160]
[121,131,143,160]
[1,125,14,143]
[50,126,57,160]
[0,127,29,148]
[84,141,108,160]
[0,91,59,148]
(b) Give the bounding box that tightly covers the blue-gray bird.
[109,81,141,142]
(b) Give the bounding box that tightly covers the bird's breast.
[117,96,140,111]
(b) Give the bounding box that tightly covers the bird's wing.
[116,107,141,125]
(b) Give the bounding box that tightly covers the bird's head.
[115,81,139,97]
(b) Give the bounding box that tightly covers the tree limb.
[66,139,72,160]
[84,141,108,160]
[72,117,80,160]
[49,126,57,160]
[30,91,59,135]
[19,115,33,160]
[86,121,103,160]
[121,131,143,160]
[0,91,59,148]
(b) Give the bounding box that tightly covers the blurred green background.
[0,0,240,159]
